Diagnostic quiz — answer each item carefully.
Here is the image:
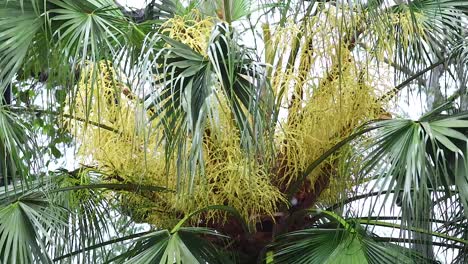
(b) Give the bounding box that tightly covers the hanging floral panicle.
[69,61,177,227]
[173,103,287,223]
[277,59,382,182]
[265,14,388,203]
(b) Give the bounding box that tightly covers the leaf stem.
[358,219,468,245]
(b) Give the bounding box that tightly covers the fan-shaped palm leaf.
[0,192,65,264]
[112,227,232,264]
[350,107,468,233]
[103,204,247,263]
[0,106,32,192]
[0,0,43,91]
[365,0,468,61]
[49,0,126,62]
[142,22,270,192]
[270,211,427,264]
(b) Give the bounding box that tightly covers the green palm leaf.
[0,106,32,192]
[352,110,468,229]
[142,22,270,192]
[108,205,245,264]
[0,0,43,91]
[0,192,65,264]
[270,212,426,264]
[46,171,115,262]
[49,0,126,61]
[198,0,253,22]
[366,0,468,58]
[111,227,232,264]
[207,23,269,149]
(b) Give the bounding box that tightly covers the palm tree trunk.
[426,63,445,110]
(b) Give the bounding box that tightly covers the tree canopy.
[1,0,468,263]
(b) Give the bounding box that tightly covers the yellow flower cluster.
[265,17,385,203]
[161,11,215,55]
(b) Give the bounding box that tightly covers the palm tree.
[1,0,468,263]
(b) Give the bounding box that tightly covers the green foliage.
[0,106,31,188]
[272,228,416,264]
[351,109,468,228]
[1,0,468,263]
[0,0,43,91]
[0,192,64,264]
[114,228,232,264]
[271,211,429,264]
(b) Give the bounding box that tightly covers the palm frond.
[49,0,126,64]
[364,0,468,78]
[350,109,468,238]
[142,21,269,193]
[0,0,43,91]
[46,171,114,263]
[45,168,177,262]
[115,227,231,264]
[0,192,65,264]
[0,106,32,192]
[207,23,269,151]
[271,211,427,264]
